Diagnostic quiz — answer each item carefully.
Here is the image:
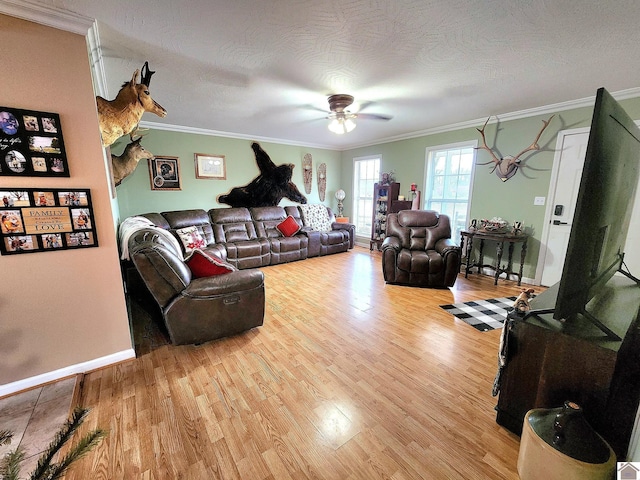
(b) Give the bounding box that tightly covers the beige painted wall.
[0,15,132,388]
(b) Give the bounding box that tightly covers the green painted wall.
[341,96,640,281]
[114,95,640,283]
[115,130,342,219]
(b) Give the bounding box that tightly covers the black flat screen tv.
[549,87,640,338]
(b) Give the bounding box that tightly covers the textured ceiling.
[20,0,640,149]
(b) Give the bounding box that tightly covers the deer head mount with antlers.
[475,115,554,182]
[96,61,166,147]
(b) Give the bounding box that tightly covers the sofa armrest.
[434,238,459,255]
[298,228,321,257]
[381,237,401,283]
[203,243,228,262]
[331,222,355,248]
[382,236,401,252]
[435,238,461,287]
[183,269,264,297]
[130,242,191,308]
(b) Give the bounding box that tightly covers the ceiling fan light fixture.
[328,116,357,134]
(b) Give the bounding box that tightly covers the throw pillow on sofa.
[299,204,332,232]
[175,226,206,254]
[276,215,301,237]
[186,249,237,277]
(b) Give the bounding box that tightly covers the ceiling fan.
[326,94,392,134]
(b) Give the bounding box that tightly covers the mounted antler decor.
[96,61,167,147]
[476,115,554,181]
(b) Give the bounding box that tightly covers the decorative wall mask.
[302,153,312,194]
[217,142,307,207]
[96,62,167,147]
[317,163,326,201]
[476,115,554,181]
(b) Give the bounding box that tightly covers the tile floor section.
[0,376,77,475]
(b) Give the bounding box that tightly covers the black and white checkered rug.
[439,297,517,332]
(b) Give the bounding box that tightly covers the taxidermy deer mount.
[111,129,154,186]
[476,115,554,181]
[96,61,167,147]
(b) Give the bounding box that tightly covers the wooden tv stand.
[495,275,640,460]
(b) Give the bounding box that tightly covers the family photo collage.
[0,106,69,177]
[0,188,98,255]
[0,106,98,255]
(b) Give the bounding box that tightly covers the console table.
[460,230,528,286]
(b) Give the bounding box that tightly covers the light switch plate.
[534,196,546,206]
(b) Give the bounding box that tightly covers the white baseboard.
[476,267,537,286]
[0,348,136,398]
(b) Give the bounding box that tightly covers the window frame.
[352,154,381,241]
[423,140,477,241]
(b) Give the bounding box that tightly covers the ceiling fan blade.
[355,113,393,121]
[300,103,331,114]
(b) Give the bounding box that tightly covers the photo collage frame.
[0,188,98,255]
[0,106,69,177]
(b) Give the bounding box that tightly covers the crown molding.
[0,0,94,35]
[344,87,640,150]
[146,87,640,152]
[139,120,337,151]
[3,2,640,152]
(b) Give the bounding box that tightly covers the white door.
[539,130,590,287]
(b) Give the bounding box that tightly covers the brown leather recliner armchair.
[128,228,265,345]
[382,210,461,288]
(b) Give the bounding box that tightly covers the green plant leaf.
[28,406,106,480]
[0,430,13,447]
[0,447,26,480]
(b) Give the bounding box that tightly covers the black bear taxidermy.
[217,142,307,207]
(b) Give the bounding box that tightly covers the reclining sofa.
[134,205,354,268]
[123,205,354,345]
[127,228,266,345]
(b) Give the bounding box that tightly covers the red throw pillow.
[276,215,301,237]
[186,249,236,278]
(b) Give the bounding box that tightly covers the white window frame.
[352,154,381,242]
[423,140,477,241]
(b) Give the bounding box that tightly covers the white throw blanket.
[118,216,183,261]
[299,204,332,232]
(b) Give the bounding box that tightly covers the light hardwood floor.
[67,247,531,479]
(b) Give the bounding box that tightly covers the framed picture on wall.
[195,153,226,179]
[149,156,181,190]
[0,106,69,177]
[0,188,98,255]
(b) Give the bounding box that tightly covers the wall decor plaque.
[0,107,69,177]
[148,156,181,190]
[0,188,97,255]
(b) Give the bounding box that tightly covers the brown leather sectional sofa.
[124,205,354,345]
[136,205,354,267]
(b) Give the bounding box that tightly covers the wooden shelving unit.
[370,182,402,251]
